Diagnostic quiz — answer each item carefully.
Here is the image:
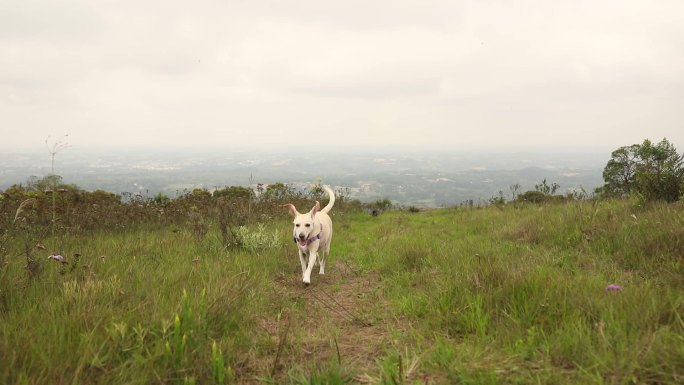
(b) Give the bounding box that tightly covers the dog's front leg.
[303,250,318,285]
[298,249,307,277]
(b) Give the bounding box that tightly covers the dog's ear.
[282,204,299,217]
[309,201,320,218]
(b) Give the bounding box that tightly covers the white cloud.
[0,0,682,150]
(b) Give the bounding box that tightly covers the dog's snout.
[298,234,306,240]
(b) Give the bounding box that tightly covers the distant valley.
[0,147,609,207]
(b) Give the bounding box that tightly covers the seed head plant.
[44,134,70,245]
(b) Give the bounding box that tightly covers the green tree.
[635,139,684,201]
[600,138,683,202]
[602,144,640,197]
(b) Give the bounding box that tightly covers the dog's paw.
[303,280,310,286]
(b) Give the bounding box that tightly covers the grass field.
[1,199,683,384]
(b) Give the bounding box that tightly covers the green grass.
[1,199,683,384]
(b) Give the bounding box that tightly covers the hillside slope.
[1,200,683,384]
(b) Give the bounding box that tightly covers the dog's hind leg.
[318,251,327,275]
[319,241,331,275]
[318,256,326,275]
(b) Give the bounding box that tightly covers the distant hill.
[0,147,607,207]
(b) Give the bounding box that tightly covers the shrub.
[213,186,253,200]
[516,191,547,204]
[515,180,566,204]
[368,198,393,212]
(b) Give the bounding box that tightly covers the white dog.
[284,186,335,285]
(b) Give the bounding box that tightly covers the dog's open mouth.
[294,236,309,247]
[295,233,319,247]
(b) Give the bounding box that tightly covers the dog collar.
[308,233,321,244]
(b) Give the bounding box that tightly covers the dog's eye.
[295,224,300,227]
[305,224,311,227]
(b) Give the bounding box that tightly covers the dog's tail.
[321,185,335,214]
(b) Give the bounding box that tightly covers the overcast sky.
[1,0,682,151]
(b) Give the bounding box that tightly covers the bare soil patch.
[247,259,406,383]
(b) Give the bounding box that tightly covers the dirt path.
[252,260,400,383]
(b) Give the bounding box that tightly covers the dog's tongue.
[298,239,308,247]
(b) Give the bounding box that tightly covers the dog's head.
[284,201,320,247]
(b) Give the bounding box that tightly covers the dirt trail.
[253,260,399,383]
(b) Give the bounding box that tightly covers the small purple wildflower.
[605,284,623,292]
